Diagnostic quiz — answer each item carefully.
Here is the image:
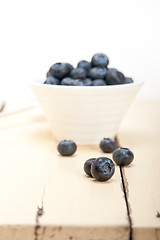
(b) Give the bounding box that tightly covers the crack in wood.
[120,166,132,240]
[156,211,160,218]
[115,136,133,240]
[34,186,45,240]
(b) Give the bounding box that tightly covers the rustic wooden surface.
[0,99,159,240]
[118,100,160,240]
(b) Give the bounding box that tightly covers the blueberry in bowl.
[47,63,73,80]
[29,53,143,145]
[91,53,109,68]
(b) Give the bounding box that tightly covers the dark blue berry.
[57,140,77,156]
[113,148,134,166]
[106,68,126,85]
[77,60,91,73]
[84,158,96,177]
[61,77,73,85]
[125,77,134,84]
[89,67,108,80]
[92,79,107,86]
[72,79,84,86]
[100,138,117,153]
[48,63,73,80]
[91,157,115,182]
[70,68,87,79]
[91,53,109,68]
[83,78,92,86]
[44,76,60,85]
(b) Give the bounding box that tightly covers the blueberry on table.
[70,68,87,79]
[77,60,91,73]
[44,76,60,85]
[57,140,77,156]
[84,158,96,177]
[91,53,109,68]
[106,68,126,85]
[125,77,134,84]
[48,63,73,80]
[61,77,73,85]
[89,67,108,80]
[113,148,134,166]
[91,157,115,182]
[100,138,117,153]
[92,79,107,86]
[83,78,92,86]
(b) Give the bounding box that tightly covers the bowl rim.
[28,77,144,90]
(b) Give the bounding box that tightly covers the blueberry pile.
[84,147,134,182]
[57,138,134,182]
[44,53,133,86]
[84,157,115,182]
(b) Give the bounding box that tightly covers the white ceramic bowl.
[29,79,143,145]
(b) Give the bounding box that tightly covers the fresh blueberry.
[57,140,77,156]
[91,53,109,68]
[44,76,60,85]
[89,67,108,80]
[70,68,87,79]
[91,157,115,182]
[92,79,107,86]
[72,79,84,86]
[46,71,52,77]
[84,158,96,177]
[83,78,92,86]
[77,60,91,73]
[100,138,117,153]
[48,63,73,80]
[113,148,134,166]
[106,68,126,85]
[125,77,134,84]
[61,77,73,85]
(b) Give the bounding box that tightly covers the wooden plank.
[0,106,129,240]
[118,100,160,239]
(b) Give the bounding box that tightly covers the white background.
[0,0,160,100]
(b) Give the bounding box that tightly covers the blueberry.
[100,138,117,153]
[89,67,108,80]
[44,76,60,85]
[83,78,92,86]
[106,68,126,85]
[113,148,134,166]
[91,53,109,68]
[72,79,84,86]
[91,157,115,182]
[46,71,52,77]
[70,68,87,79]
[125,77,134,84]
[77,60,91,73]
[61,77,73,85]
[48,63,73,80]
[84,158,96,177]
[92,79,107,86]
[57,140,77,156]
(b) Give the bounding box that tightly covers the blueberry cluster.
[44,53,133,86]
[57,139,134,182]
[84,146,134,182]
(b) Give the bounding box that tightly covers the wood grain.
[0,106,129,240]
[118,100,160,239]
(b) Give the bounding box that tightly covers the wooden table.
[0,99,160,240]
